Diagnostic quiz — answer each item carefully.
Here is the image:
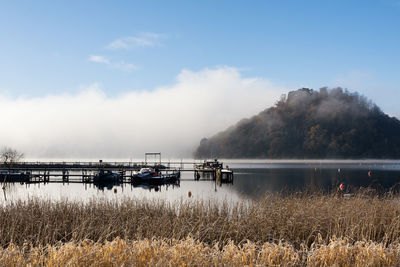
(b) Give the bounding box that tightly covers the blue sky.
[0,0,400,157]
[1,1,399,96]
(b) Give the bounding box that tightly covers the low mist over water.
[0,67,283,159]
[2,160,400,203]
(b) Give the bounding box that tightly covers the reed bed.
[1,193,400,248]
[0,237,399,266]
[1,192,400,265]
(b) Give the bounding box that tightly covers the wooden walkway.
[1,161,199,171]
[0,160,234,185]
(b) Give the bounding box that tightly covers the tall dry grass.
[0,237,399,266]
[1,192,400,249]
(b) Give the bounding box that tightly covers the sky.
[0,0,399,159]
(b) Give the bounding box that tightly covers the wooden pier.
[2,160,199,172]
[0,158,233,185]
[194,159,234,183]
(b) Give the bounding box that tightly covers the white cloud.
[88,55,137,72]
[0,67,285,159]
[88,55,110,64]
[106,32,165,50]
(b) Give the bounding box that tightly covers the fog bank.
[0,67,284,159]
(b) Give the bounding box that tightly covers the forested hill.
[195,88,400,159]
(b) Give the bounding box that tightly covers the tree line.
[195,88,400,158]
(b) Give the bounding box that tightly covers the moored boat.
[131,168,163,184]
[93,170,122,183]
[131,168,180,185]
[0,171,30,182]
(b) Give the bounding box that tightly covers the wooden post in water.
[62,169,69,183]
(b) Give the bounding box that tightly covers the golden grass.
[1,192,400,265]
[0,237,399,266]
[1,192,400,248]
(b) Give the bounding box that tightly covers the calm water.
[2,160,400,203]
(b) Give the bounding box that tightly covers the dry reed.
[0,237,399,266]
[1,192,400,249]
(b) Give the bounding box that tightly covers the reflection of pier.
[131,181,180,192]
[93,178,181,191]
[0,168,181,183]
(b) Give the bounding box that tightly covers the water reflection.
[1,161,400,203]
[92,181,180,192]
[131,182,180,192]
[230,167,400,199]
[94,181,122,191]
[0,171,239,204]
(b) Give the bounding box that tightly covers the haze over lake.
[3,159,400,204]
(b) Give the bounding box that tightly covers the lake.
[1,160,400,203]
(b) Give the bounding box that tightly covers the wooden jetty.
[0,155,233,186]
[0,161,180,184]
[194,159,234,183]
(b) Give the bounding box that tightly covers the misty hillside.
[195,88,400,159]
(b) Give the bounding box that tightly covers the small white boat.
[137,168,159,178]
[132,168,162,184]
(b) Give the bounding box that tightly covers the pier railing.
[0,161,204,171]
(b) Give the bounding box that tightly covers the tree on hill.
[194,88,400,159]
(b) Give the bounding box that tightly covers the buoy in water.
[188,191,192,198]
[339,183,344,198]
